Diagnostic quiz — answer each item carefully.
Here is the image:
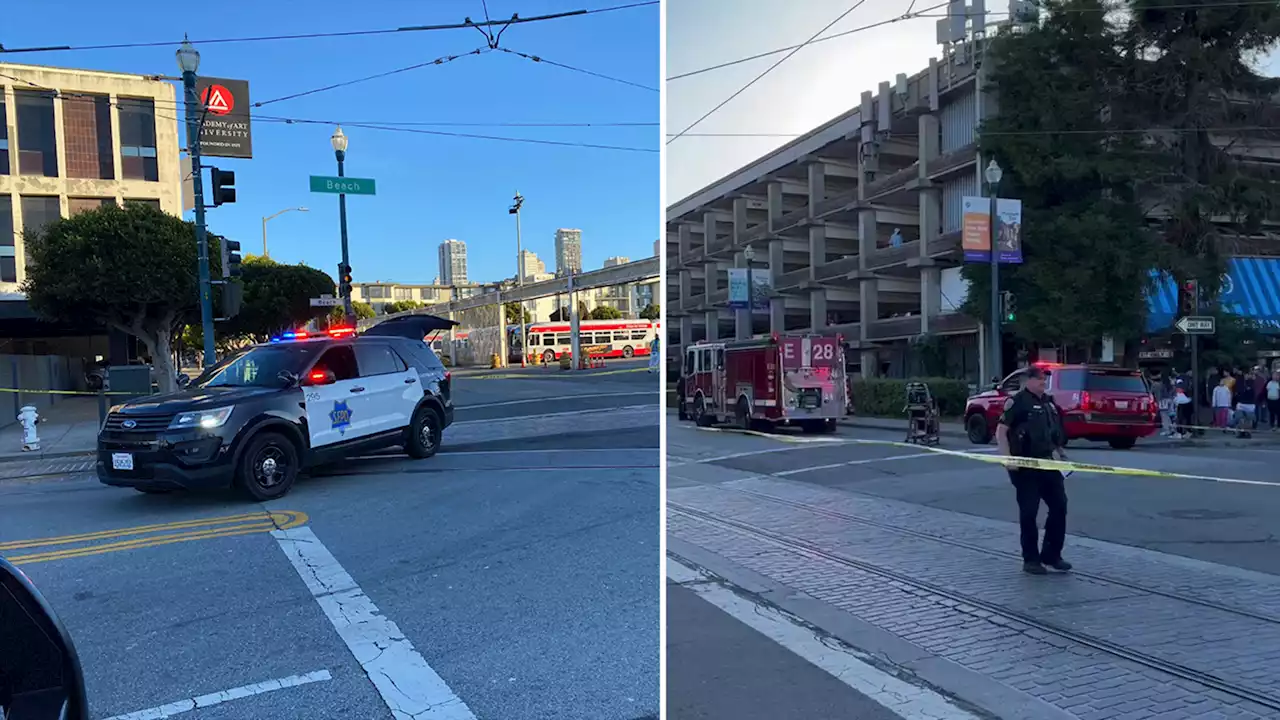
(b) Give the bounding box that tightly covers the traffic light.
[221,238,242,278]
[1180,280,1199,315]
[210,167,236,207]
[1001,291,1017,323]
[338,263,353,298]
[221,279,243,318]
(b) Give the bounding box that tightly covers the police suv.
[96,316,454,500]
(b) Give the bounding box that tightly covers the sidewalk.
[0,396,100,463]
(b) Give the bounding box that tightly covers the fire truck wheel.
[966,413,992,444]
[693,396,713,427]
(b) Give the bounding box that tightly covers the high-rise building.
[555,228,582,277]
[653,239,659,258]
[603,256,630,268]
[438,239,468,285]
[518,250,546,280]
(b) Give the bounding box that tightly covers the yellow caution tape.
[694,426,1280,487]
[0,387,137,396]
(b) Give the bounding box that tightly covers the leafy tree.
[549,301,591,321]
[639,303,660,320]
[383,300,423,315]
[328,301,375,323]
[22,203,219,393]
[222,255,336,342]
[589,305,623,320]
[504,301,533,325]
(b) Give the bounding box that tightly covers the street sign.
[309,176,376,195]
[310,297,342,307]
[1174,315,1215,334]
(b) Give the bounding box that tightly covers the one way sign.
[1175,315,1215,334]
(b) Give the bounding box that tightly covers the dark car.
[96,321,455,500]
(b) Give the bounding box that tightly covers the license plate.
[1115,401,1129,410]
[111,453,134,471]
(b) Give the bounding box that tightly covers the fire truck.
[681,333,846,433]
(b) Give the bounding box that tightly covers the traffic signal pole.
[182,69,217,367]
[336,152,354,325]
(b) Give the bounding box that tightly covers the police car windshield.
[193,344,322,388]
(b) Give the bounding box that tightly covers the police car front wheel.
[236,432,299,501]
[406,406,442,459]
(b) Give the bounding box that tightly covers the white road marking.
[102,670,332,720]
[350,448,658,461]
[451,404,655,426]
[459,391,655,409]
[667,559,981,720]
[273,527,477,720]
[774,453,937,476]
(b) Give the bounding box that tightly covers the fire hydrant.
[17,405,40,452]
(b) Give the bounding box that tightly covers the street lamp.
[261,207,308,257]
[331,127,354,324]
[985,158,1004,382]
[177,35,216,368]
[743,244,756,337]
[509,191,527,367]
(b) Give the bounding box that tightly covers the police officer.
[995,366,1072,574]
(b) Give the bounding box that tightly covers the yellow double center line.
[0,510,308,566]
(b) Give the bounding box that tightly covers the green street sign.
[309,175,376,195]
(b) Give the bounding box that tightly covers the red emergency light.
[327,326,356,338]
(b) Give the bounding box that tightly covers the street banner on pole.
[727,269,771,310]
[961,196,1024,264]
[193,77,253,159]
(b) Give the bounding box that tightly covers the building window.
[366,285,387,299]
[63,94,114,180]
[119,97,158,181]
[393,287,413,300]
[15,91,58,178]
[69,197,114,216]
[20,196,62,264]
[0,196,15,282]
[0,96,9,175]
[123,198,161,211]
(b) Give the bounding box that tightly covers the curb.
[0,449,96,465]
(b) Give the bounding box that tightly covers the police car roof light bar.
[327,326,356,338]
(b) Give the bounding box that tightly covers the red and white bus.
[523,320,659,364]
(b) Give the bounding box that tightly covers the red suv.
[964,363,1158,450]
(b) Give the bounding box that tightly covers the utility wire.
[669,126,1280,138]
[667,0,872,145]
[253,48,489,107]
[668,0,948,82]
[498,47,657,91]
[0,1,657,54]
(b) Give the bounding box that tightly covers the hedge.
[850,377,971,418]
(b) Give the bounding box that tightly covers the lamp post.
[331,127,354,324]
[743,244,755,337]
[261,207,308,257]
[509,192,527,367]
[985,159,1004,382]
[176,37,216,368]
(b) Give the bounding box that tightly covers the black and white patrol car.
[96,316,455,500]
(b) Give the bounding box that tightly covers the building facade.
[554,228,582,277]
[519,249,546,280]
[352,281,483,314]
[603,256,630,268]
[0,62,182,295]
[437,238,468,285]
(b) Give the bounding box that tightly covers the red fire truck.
[681,333,846,433]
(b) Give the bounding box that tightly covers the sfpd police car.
[97,316,455,500]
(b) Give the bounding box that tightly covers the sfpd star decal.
[330,400,353,435]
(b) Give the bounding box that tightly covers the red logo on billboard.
[201,84,234,115]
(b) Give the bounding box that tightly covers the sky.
[666,0,1280,206]
[3,0,658,285]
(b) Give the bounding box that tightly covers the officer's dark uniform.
[999,379,1071,573]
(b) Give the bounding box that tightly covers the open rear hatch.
[779,336,844,417]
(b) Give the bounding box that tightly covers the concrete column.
[703,262,717,306]
[702,212,716,255]
[769,297,786,335]
[767,182,783,232]
[705,310,720,341]
[768,239,785,285]
[859,276,879,352]
[807,162,826,216]
[861,349,879,378]
[108,93,124,199]
[734,251,751,339]
[679,270,693,311]
[808,224,826,280]
[857,209,877,269]
[921,267,943,333]
[809,289,828,332]
[733,197,749,251]
[679,314,694,353]
[918,113,940,177]
[678,223,693,265]
[52,94,68,218]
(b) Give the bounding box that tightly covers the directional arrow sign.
[310,297,343,307]
[1174,315,1215,334]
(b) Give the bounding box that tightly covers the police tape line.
[0,387,136,396]
[694,426,1280,488]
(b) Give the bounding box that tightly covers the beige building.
[352,281,486,314]
[0,62,182,295]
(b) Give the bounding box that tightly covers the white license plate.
[111,453,134,471]
[1115,401,1129,410]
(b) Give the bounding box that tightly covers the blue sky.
[5,0,658,285]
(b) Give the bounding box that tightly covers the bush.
[850,377,971,418]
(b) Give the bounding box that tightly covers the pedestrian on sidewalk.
[995,366,1071,575]
[1253,368,1269,427]
[1268,371,1280,431]
[1235,370,1259,438]
[1213,377,1233,428]
[1174,383,1193,439]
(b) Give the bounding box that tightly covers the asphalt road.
[0,366,660,720]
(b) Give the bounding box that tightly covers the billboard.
[961,196,1023,264]
[727,268,771,310]
[194,77,253,159]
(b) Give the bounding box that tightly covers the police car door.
[305,344,370,448]
[352,341,421,436]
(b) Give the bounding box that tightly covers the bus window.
[542,335,556,346]
[631,331,648,340]
[555,334,570,344]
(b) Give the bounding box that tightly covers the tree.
[549,301,591,321]
[504,301,533,325]
[589,305,623,320]
[639,303,660,320]
[222,256,337,342]
[22,203,217,393]
[383,300,423,315]
[329,302,375,323]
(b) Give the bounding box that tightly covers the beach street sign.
[309,176,376,195]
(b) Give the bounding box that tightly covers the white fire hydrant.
[17,405,40,452]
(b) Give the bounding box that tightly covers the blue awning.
[1146,257,1280,333]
